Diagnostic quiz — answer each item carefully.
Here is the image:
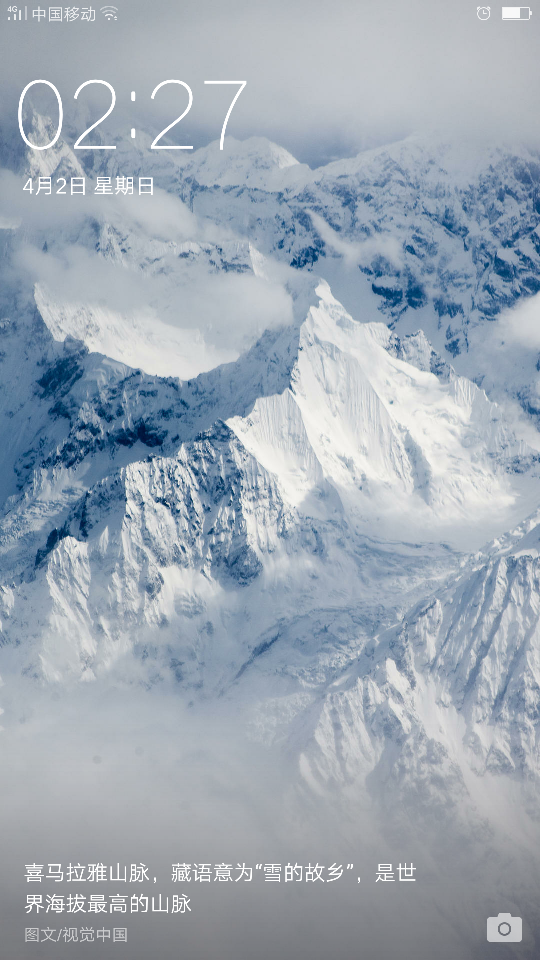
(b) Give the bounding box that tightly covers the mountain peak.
[177,136,303,189]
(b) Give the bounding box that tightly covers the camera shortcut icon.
[487,913,522,942]
[477,5,491,17]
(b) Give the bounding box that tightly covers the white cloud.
[496,292,540,351]
[468,293,540,437]
[307,210,403,270]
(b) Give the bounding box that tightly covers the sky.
[1,0,540,166]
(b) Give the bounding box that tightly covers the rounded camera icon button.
[487,913,522,943]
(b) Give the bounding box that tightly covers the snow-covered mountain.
[2,122,540,952]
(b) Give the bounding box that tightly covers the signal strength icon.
[100,5,118,18]
[7,5,28,19]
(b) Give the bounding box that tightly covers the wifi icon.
[100,5,118,19]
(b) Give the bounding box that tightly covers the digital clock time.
[18,79,247,151]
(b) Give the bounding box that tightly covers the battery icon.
[502,6,532,16]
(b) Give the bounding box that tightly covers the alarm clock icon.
[477,5,491,18]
